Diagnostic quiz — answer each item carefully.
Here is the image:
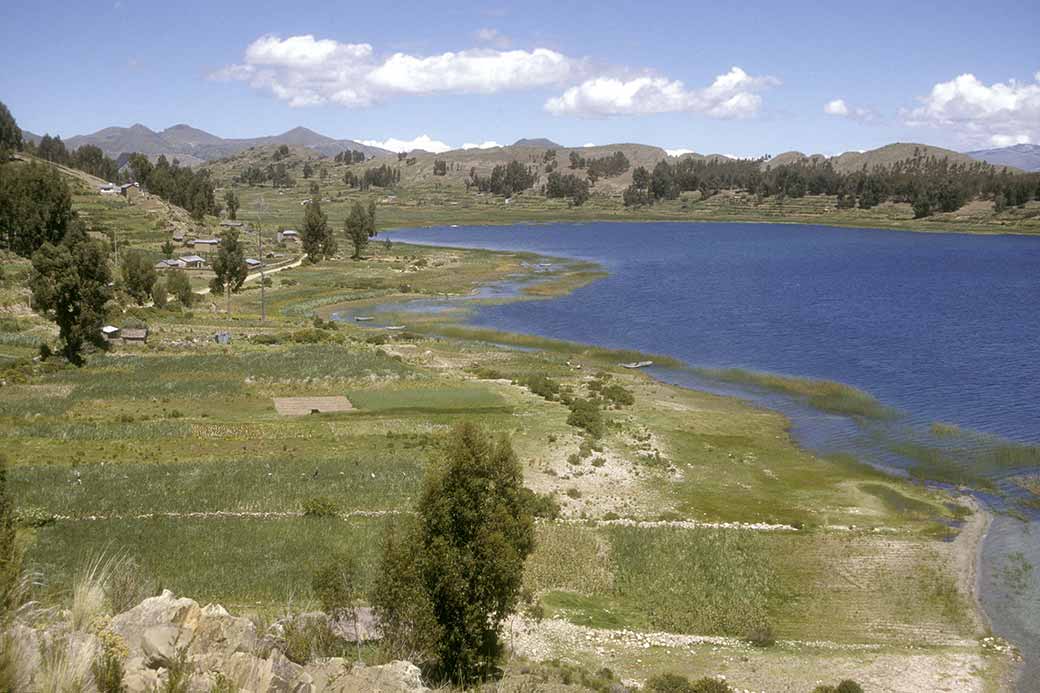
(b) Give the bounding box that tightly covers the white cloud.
[989,133,1032,147]
[823,98,875,121]
[474,28,511,48]
[824,99,849,116]
[360,134,453,153]
[544,67,778,118]
[666,148,696,156]
[461,141,502,149]
[214,34,573,107]
[903,71,1040,146]
[582,142,596,147]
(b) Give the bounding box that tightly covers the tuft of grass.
[38,634,99,693]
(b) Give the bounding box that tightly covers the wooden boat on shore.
[620,360,653,369]
[385,325,406,331]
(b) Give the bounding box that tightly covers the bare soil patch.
[273,396,354,416]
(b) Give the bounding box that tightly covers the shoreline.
[378,214,1040,239]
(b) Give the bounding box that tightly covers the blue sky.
[2,0,1038,155]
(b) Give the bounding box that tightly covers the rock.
[141,624,191,669]
[111,589,201,656]
[194,602,258,657]
[302,660,428,693]
[267,649,307,692]
[123,667,160,693]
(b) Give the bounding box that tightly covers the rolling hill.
[966,143,1040,172]
[26,123,394,166]
[762,143,1014,174]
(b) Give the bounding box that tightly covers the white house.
[277,229,300,243]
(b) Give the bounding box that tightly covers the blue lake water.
[382,221,1040,689]
[388,222,1040,443]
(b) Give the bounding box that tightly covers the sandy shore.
[951,495,993,635]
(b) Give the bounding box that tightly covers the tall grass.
[37,635,98,693]
[700,368,893,419]
[71,552,140,630]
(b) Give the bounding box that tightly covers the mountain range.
[19,122,1037,173]
[20,124,394,166]
[965,144,1040,172]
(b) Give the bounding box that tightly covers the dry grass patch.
[273,396,354,416]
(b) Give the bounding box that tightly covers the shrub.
[519,374,560,400]
[301,497,339,518]
[813,682,864,693]
[251,333,281,345]
[566,398,605,438]
[92,647,126,693]
[565,488,581,499]
[105,555,152,613]
[745,622,775,647]
[522,489,561,520]
[647,674,733,693]
[599,383,635,407]
[151,279,168,309]
[282,617,347,665]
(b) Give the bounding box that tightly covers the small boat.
[385,325,406,331]
[620,360,653,369]
[354,316,374,322]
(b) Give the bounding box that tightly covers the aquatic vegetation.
[700,368,893,419]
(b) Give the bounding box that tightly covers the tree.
[209,229,248,316]
[224,189,240,220]
[302,162,314,179]
[161,239,175,257]
[0,101,23,160]
[373,423,535,683]
[0,161,74,257]
[302,199,335,263]
[151,278,168,308]
[121,251,157,304]
[28,225,112,365]
[344,200,377,259]
[166,269,193,307]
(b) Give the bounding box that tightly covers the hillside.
[967,143,1040,172]
[763,143,1013,174]
[30,123,394,166]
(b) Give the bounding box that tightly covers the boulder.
[303,659,428,693]
[141,624,190,669]
[111,589,201,656]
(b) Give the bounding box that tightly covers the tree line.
[569,150,630,181]
[467,161,537,197]
[623,152,1040,217]
[333,150,367,164]
[125,153,218,221]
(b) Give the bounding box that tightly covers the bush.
[151,279,168,309]
[301,497,339,518]
[92,647,126,693]
[251,333,282,345]
[15,504,56,528]
[522,489,561,519]
[282,616,349,665]
[647,674,733,693]
[566,398,605,438]
[599,383,635,407]
[745,622,775,647]
[813,682,864,693]
[519,374,560,400]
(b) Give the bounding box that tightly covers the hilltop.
[25,123,394,166]
[763,143,1017,174]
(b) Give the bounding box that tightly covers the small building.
[99,183,120,195]
[155,258,187,270]
[101,325,120,341]
[119,182,139,196]
[245,258,262,269]
[172,231,185,243]
[180,255,206,269]
[121,328,148,344]
[277,229,300,243]
[192,238,220,249]
[220,220,244,228]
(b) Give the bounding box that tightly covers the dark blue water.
[388,222,1040,443]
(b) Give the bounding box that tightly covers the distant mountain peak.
[513,137,562,148]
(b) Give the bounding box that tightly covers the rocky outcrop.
[12,590,426,693]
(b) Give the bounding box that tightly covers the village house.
[190,238,220,249]
[154,258,188,270]
[245,258,262,269]
[220,220,244,228]
[99,183,120,195]
[277,229,300,243]
[100,325,148,345]
[180,255,206,269]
